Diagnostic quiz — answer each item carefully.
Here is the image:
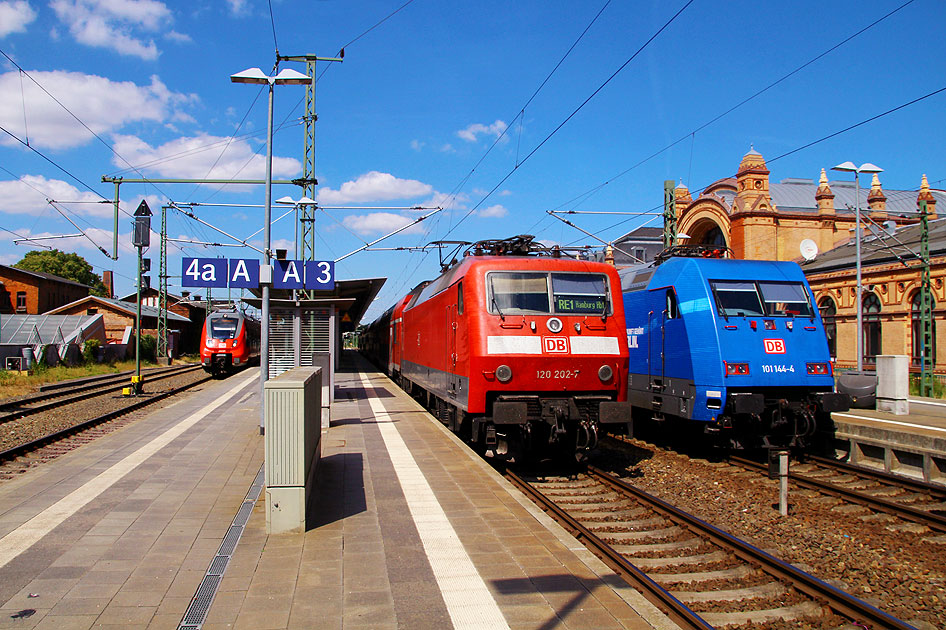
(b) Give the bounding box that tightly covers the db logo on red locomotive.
[763,339,786,354]
[543,337,570,353]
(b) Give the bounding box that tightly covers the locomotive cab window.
[665,289,679,319]
[209,316,240,339]
[711,280,813,318]
[551,273,608,314]
[711,281,764,317]
[489,272,550,313]
[758,282,814,317]
[487,271,610,315]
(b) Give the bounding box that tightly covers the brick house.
[47,296,191,356]
[0,265,92,315]
[118,289,207,354]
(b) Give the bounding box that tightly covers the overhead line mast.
[276,52,344,292]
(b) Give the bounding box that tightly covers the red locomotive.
[363,235,630,461]
[200,309,261,376]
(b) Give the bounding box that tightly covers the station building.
[666,148,944,374]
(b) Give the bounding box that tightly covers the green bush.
[82,338,101,364]
[139,334,157,362]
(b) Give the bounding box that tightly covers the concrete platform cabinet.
[876,354,909,415]
[264,366,322,533]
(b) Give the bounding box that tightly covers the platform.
[0,355,677,630]
[831,396,946,485]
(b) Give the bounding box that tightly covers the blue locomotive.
[619,247,849,449]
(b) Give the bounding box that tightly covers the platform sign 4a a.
[182,258,259,288]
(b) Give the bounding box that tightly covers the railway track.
[728,454,946,534]
[507,466,916,630]
[0,364,202,424]
[0,370,212,466]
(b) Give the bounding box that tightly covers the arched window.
[911,290,937,368]
[862,292,882,365]
[702,225,727,246]
[818,296,837,359]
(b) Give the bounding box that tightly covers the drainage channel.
[178,464,265,630]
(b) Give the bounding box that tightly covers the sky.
[1,0,944,323]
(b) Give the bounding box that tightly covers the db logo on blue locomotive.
[763,339,786,354]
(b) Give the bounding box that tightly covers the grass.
[909,375,946,399]
[0,360,162,400]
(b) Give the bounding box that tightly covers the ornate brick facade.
[676,149,944,373]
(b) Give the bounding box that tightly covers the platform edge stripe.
[360,373,510,630]
[832,413,946,434]
[0,372,258,571]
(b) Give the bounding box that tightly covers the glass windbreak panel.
[759,282,814,317]
[489,272,550,314]
[551,273,609,314]
[711,281,764,317]
[210,316,239,339]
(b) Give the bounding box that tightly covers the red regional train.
[362,235,631,462]
[200,309,261,376]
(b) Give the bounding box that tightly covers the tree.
[14,250,109,297]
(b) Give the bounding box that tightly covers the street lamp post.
[276,196,317,259]
[231,67,309,433]
[831,161,883,373]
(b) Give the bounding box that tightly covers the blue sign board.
[181,257,333,290]
[182,258,227,288]
[274,260,305,289]
[228,259,260,288]
[305,260,335,290]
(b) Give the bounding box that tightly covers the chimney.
[102,270,114,298]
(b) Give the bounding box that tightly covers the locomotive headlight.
[807,362,831,375]
[598,364,613,382]
[495,364,513,382]
[547,317,563,333]
[724,362,750,376]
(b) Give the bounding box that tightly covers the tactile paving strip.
[177,464,265,630]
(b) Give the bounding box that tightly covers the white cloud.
[226,0,249,16]
[477,204,507,218]
[111,133,301,180]
[422,191,468,212]
[49,0,172,60]
[0,71,197,150]
[457,120,507,143]
[317,171,433,205]
[0,175,112,217]
[342,212,423,235]
[410,139,425,151]
[165,29,191,43]
[0,1,36,36]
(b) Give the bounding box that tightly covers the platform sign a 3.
[182,258,228,288]
[274,260,305,289]
[305,261,335,290]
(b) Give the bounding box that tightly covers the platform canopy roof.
[243,277,386,333]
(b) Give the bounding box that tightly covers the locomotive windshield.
[209,316,240,339]
[488,272,609,315]
[711,280,813,318]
